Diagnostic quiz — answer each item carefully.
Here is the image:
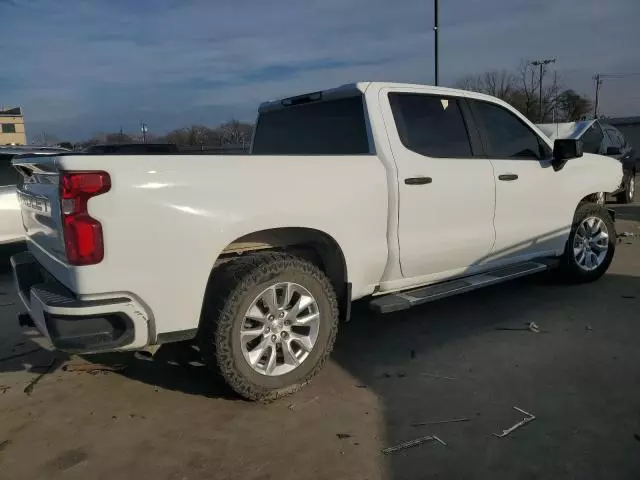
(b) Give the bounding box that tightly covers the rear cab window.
[252,94,370,155]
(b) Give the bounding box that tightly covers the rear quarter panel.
[55,154,389,336]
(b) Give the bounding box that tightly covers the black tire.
[556,203,616,283]
[198,252,339,402]
[616,174,635,204]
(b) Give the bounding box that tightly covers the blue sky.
[1,0,639,141]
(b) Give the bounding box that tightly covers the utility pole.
[434,0,439,86]
[593,74,602,118]
[552,69,558,123]
[531,58,556,122]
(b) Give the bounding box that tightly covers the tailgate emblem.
[17,191,51,213]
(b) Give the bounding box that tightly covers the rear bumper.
[11,251,151,353]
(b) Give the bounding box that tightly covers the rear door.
[380,90,496,278]
[468,99,566,261]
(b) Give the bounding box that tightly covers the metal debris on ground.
[355,384,368,389]
[288,396,319,411]
[336,433,352,439]
[382,435,447,454]
[0,302,14,307]
[0,347,43,363]
[62,362,126,374]
[496,321,548,333]
[494,406,536,438]
[420,372,457,381]
[24,357,58,396]
[585,324,593,332]
[411,417,470,427]
[619,232,635,237]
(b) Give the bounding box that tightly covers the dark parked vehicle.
[538,120,636,203]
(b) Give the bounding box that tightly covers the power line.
[593,72,640,118]
[598,72,640,79]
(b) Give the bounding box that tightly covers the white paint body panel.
[11,82,624,343]
[0,185,22,245]
[34,153,389,336]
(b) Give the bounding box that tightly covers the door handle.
[498,174,518,181]
[404,176,432,185]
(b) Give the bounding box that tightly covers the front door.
[381,90,496,279]
[468,99,566,262]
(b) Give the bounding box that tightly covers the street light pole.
[531,58,555,122]
[434,0,439,86]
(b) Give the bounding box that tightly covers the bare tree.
[218,120,254,146]
[455,60,576,123]
[32,132,60,146]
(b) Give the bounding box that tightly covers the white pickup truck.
[11,82,623,401]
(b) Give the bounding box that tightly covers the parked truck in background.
[11,82,623,401]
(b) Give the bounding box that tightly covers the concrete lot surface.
[1,200,639,480]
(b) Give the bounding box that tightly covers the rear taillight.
[60,171,111,265]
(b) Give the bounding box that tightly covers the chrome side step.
[369,261,550,314]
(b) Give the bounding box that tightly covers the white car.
[11,83,622,401]
[1,146,70,245]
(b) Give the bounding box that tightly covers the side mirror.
[606,146,622,155]
[552,139,583,171]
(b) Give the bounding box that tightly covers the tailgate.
[12,155,67,263]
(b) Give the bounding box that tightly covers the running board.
[370,261,549,314]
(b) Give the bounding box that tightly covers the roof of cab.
[257,81,517,113]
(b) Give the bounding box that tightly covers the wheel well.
[216,227,348,299]
[578,193,602,207]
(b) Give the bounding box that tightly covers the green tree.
[556,89,592,121]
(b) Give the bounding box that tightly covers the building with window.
[0,107,26,145]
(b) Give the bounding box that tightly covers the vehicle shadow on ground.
[86,344,240,401]
[612,203,640,223]
[335,271,640,479]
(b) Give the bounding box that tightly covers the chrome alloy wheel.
[240,282,320,376]
[573,216,609,271]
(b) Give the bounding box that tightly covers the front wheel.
[556,204,616,283]
[199,252,339,402]
[616,174,635,204]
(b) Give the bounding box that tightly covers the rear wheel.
[556,204,616,283]
[199,252,339,401]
